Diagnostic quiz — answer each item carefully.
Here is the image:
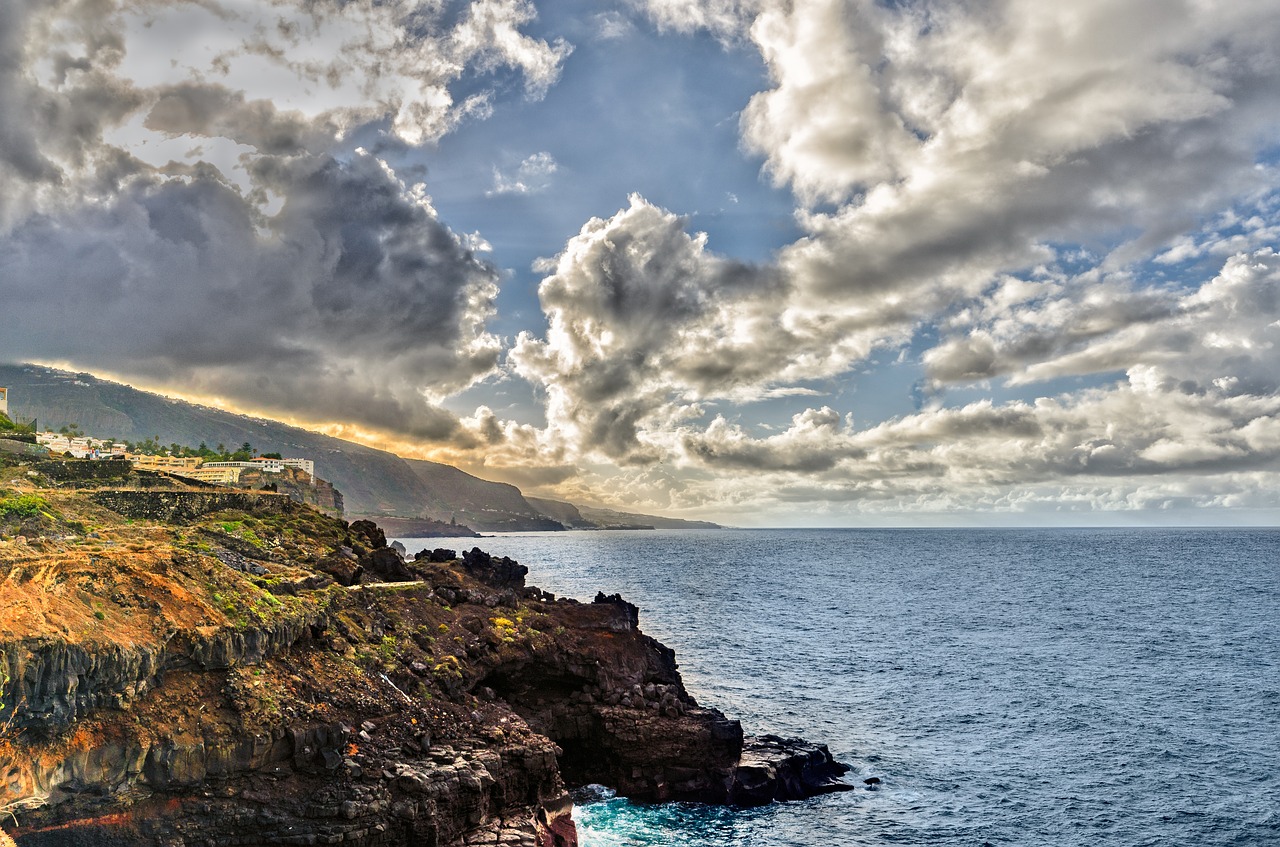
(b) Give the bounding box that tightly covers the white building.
[128,453,202,470]
[0,387,8,416]
[39,432,124,459]
[175,466,246,485]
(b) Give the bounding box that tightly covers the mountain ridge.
[0,364,719,531]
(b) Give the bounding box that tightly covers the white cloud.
[500,0,1280,518]
[488,151,559,196]
[593,11,636,41]
[635,0,763,39]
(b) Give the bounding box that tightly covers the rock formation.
[0,456,848,846]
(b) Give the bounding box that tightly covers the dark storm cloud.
[0,0,576,444]
[144,83,338,155]
[0,0,144,226]
[0,151,500,439]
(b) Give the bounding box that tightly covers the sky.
[3,0,1280,526]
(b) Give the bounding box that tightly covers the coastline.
[0,476,848,846]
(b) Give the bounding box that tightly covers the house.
[128,454,203,471]
[176,466,246,485]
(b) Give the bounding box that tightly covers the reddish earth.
[0,456,848,846]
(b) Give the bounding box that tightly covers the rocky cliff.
[0,455,848,846]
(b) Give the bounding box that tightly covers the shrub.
[0,493,50,519]
[378,635,398,666]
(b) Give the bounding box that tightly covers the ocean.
[392,528,1280,846]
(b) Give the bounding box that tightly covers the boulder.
[461,548,528,589]
[316,553,363,586]
[727,735,852,806]
[362,547,416,583]
[348,519,388,551]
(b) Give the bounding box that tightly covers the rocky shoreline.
[0,475,849,846]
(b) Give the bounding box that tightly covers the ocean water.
[395,529,1280,846]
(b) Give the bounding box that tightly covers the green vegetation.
[0,493,51,520]
[0,412,35,433]
[491,615,519,645]
[0,650,9,717]
[378,635,398,666]
[217,519,264,546]
[124,437,259,462]
[432,654,463,682]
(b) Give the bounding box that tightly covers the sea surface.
[393,528,1280,846]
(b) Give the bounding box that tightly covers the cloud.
[502,0,1280,517]
[925,250,1280,392]
[635,0,763,40]
[128,0,572,146]
[653,248,1280,515]
[511,194,819,463]
[556,0,1280,393]
[592,11,637,41]
[0,150,501,438]
[0,0,574,441]
[488,151,558,196]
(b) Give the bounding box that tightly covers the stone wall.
[30,458,132,483]
[90,489,298,522]
[0,439,48,459]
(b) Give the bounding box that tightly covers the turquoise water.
[395,529,1280,846]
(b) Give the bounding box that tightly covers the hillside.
[524,497,596,529]
[524,498,721,530]
[577,505,723,530]
[0,456,848,845]
[404,460,564,532]
[0,364,721,533]
[0,364,561,531]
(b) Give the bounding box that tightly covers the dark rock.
[212,547,269,576]
[361,547,415,583]
[348,519,387,551]
[727,735,852,806]
[31,458,132,483]
[460,548,528,589]
[90,490,296,522]
[316,553,362,586]
[593,593,639,630]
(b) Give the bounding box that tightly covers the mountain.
[402,460,564,532]
[524,497,596,529]
[0,364,720,532]
[528,497,722,530]
[0,364,560,531]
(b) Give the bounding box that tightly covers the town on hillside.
[0,385,338,515]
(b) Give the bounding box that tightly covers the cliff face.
[402,461,564,533]
[0,457,847,846]
[234,467,344,518]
